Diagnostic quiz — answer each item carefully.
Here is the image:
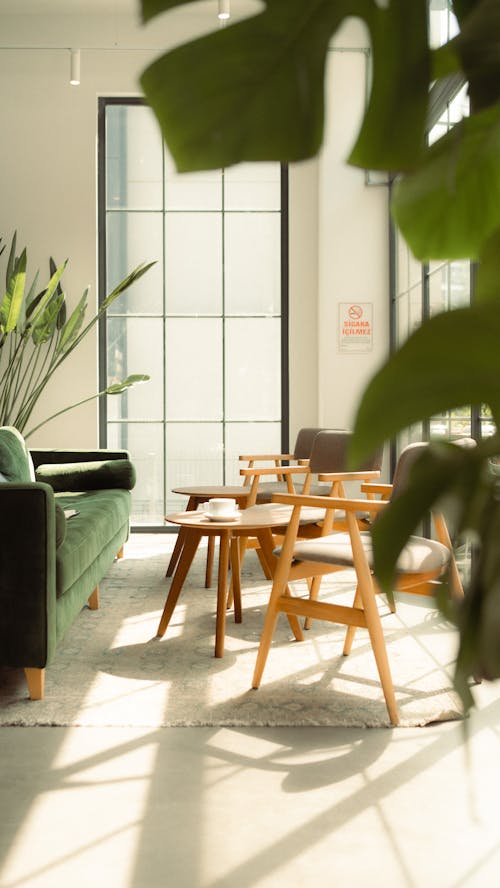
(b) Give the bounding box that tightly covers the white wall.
[318,18,390,434]
[0,6,388,452]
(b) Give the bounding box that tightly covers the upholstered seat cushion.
[280,531,450,574]
[36,459,136,492]
[255,480,332,504]
[54,489,131,597]
[244,502,327,525]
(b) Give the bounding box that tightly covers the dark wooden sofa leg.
[24,667,45,700]
[88,586,99,610]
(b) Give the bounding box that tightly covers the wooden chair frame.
[252,491,463,727]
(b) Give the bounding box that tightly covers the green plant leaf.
[140,0,196,23]
[452,0,500,110]
[476,227,500,302]
[350,301,500,467]
[5,230,17,290]
[56,290,88,355]
[349,0,429,171]
[31,292,65,344]
[27,260,68,326]
[100,261,156,312]
[392,100,500,261]
[106,373,150,394]
[141,1,339,172]
[0,248,27,333]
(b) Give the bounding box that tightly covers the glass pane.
[107,317,164,421]
[165,213,222,315]
[165,422,223,512]
[429,263,448,317]
[396,293,409,346]
[225,213,281,315]
[164,150,222,210]
[409,285,423,337]
[449,260,470,309]
[224,422,282,485]
[106,104,163,210]
[225,318,281,420]
[108,422,165,525]
[224,163,281,210]
[165,318,223,420]
[106,212,163,315]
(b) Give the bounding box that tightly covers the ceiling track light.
[70,48,80,86]
[218,0,230,21]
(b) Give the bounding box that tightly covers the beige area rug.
[0,534,464,728]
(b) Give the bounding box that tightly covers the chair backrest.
[308,430,383,474]
[390,437,477,501]
[292,427,326,461]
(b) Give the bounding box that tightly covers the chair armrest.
[240,465,308,478]
[272,491,388,515]
[239,452,295,462]
[0,482,57,668]
[361,482,393,499]
[318,470,381,483]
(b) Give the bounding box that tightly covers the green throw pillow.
[35,458,136,492]
[0,426,35,483]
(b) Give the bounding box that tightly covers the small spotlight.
[218,0,230,20]
[70,49,80,86]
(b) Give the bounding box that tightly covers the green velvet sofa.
[0,427,136,700]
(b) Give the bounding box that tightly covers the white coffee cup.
[205,497,237,517]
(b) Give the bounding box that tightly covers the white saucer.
[204,511,241,522]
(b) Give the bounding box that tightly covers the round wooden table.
[166,485,253,586]
[158,503,311,658]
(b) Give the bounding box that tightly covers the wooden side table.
[158,504,309,657]
[166,485,252,587]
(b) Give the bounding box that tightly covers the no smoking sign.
[339,302,373,352]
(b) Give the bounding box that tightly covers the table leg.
[215,530,231,658]
[157,529,202,637]
[166,496,198,577]
[230,537,242,623]
[205,536,215,588]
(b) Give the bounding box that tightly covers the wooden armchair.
[251,442,464,727]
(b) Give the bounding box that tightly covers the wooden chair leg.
[304,575,323,630]
[24,667,45,700]
[88,586,99,610]
[116,546,124,560]
[357,574,399,726]
[343,585,361,655]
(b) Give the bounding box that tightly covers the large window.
[391,74,485,460]
[98,99,288,527]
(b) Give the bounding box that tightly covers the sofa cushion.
[54,489,131,597]
[0,426,35,482]
[35,459,136,492]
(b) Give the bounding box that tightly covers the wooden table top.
[172,485,251,499]
[165,502,326,531]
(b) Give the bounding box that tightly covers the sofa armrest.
[0,482,57,669]
[30,448,130,470]
[35,458,136,492]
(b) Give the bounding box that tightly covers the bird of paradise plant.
[0,232,154,438]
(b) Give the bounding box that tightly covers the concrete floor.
[2,683,500,888]
[2,534,500,887]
